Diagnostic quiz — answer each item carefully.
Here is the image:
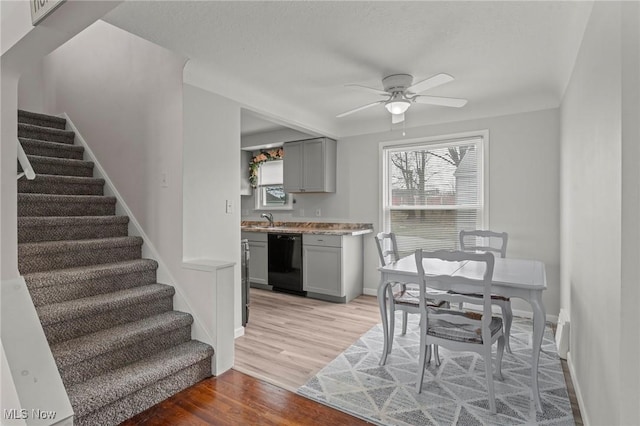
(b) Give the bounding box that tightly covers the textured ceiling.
[104,1,592,137]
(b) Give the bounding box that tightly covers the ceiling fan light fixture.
[385,99,411,115]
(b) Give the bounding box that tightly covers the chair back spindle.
[459,230,508,258]
[375,232,400,267]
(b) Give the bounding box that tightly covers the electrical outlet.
[315,208,322,217]
[225,200,233,214]
[299,209,305,217]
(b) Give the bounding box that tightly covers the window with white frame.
[381,133,487,257]
[255,160,293,210]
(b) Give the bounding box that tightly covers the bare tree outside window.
[384,139,482,255]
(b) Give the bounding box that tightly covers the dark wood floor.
[120,369,371,425]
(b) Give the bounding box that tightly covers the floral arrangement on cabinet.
[249,148,284,188]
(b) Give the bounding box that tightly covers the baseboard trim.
[362,288,377,297]
[234,327,245,339]
[567,351,590,426]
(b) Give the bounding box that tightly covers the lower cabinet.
[302,234,363,303]
[241,232,269,287]
[241,231,365,302]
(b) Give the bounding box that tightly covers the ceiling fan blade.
[406,73,454,94]
[345,84,389,96]
[413,95,468,108]
[336,100,385,118]
[391,113,405,124]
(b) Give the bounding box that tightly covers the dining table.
[377,254,548,411]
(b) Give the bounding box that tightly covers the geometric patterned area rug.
[298,315,574,425]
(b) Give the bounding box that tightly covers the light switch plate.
[225,200,233,214]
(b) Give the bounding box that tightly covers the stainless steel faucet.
[260,213,274,227]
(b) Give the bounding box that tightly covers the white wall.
[560,2,640,425]
[18,59,45,113]
[42,20,188,282]
[619,3,640,424]
[1,0,35,56]
[183,83,242,332]
[244,108,561,318]
[27,19,242,370]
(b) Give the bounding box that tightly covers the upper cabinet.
[283,138,337,193]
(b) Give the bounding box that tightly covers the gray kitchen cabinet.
[302,234,363,303]
[283,138,336,193]
[241,232,269,287]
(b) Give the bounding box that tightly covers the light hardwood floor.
[234,288,380,391]
[235,288,582,424]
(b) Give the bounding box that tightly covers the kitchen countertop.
[241,221,373,236]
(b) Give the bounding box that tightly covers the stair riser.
[61,326,192,387]
[21,140,84,160]
[19,160,93,177]
[27,269,156,306]
[18,199,116,217]
[19,223,128,243]
[18,179,104,196]
[18,126,74,144]
[74,359,211,426]
[19,245,142,274]
[18,116,66,130]
[44,296,173,344]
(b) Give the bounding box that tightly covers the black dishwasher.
[268,233,305,296]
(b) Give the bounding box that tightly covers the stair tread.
[19,236,143,255]
[19,173,104,185]
[24,259,157,289]
[19,215,129,227]
[52,311,193,368]
[68,340,213,417]
[18,193,116,204]
[20,137,84,152]
[18,110,66,125]
[37,283,174,326]
[18,122,75,137]
[25,154,93,168]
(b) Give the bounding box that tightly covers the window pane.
[383,137,484,255]
[262,185,288,206]
[388,143,478,207]
[390,209,478,257]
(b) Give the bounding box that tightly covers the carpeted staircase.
[17,110,214,426]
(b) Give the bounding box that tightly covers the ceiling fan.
[336,73,468,124]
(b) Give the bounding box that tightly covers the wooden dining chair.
[459,229,513,353]
[375,232,444,366]
[414,249,506,414]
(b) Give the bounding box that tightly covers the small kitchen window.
[255,160,293,210]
